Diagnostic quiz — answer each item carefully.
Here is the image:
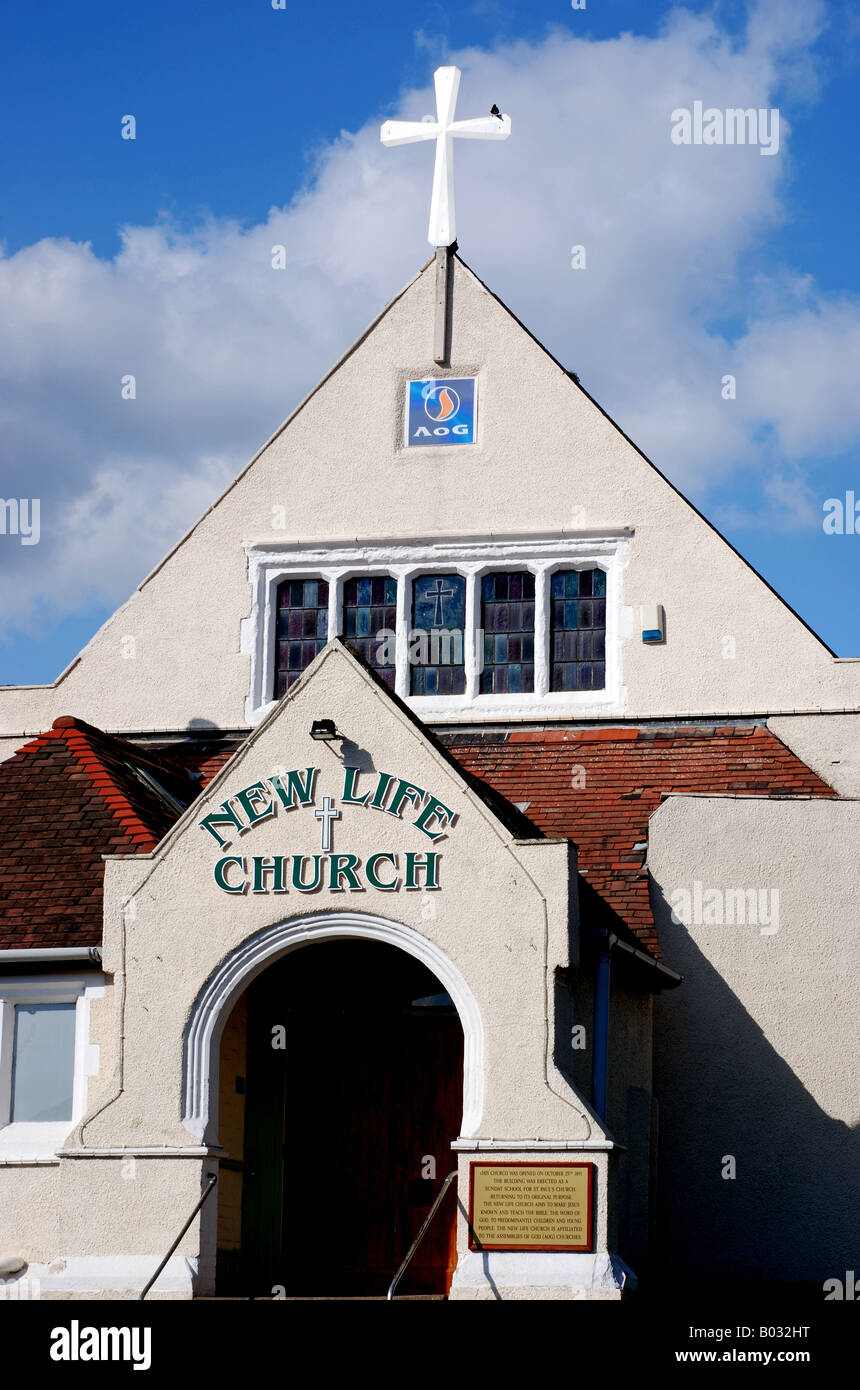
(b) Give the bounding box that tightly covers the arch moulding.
[183,911,484,1144]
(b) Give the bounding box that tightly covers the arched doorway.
[215,939,464,1297]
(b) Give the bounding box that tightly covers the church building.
[1,71,858,1302]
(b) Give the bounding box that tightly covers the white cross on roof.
[380,66,511,248]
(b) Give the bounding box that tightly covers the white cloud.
[734,293,860,458]
[0,0,856,637]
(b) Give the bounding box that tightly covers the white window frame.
[0,974,104,1163]
[243,534,631,726]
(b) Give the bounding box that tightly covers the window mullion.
[0,1000,12,1126]
[465,572,479,700]
[328,573,340,642]
[395,570,410,699]
[71,994,88,1124]
[534,566,549,697]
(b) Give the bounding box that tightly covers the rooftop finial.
[380,65,511,249]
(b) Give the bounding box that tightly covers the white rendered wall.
[768,712,860,797]
[1,256,858,743]
[649,794,860,1283]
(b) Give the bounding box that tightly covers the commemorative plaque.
[468,1162,593,1252]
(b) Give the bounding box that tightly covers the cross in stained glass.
[427,577,455,626]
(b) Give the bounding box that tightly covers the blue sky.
[1,0,859,682]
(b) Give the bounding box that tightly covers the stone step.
[194,1294,446,1301]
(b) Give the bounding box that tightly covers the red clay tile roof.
[0,720,837,958]
[438,724,838,956]
[0,718,200,950]
[146,739,241,788]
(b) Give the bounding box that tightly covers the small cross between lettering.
[314,795,341,853]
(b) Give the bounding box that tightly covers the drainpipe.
[592,940,611,1122]
[591,929,682,1124]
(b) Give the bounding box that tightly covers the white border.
[182,910,484,1145]
[242,534,630,724]
[0,974,105,1162]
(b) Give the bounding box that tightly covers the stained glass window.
[343,575,398,690]
[550,569,607,691]
[275,578,329,697]
[411,574,466,695]
[480,571,535,694]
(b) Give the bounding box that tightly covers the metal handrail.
[138,1173,217,1301]
[387,1170,458,1301]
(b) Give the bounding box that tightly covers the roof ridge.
[9,726,64,758]
[0,715,194,950]
[52,718,160,851]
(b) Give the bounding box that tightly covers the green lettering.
[235,781,276,826]
[341,766,371,806]
[385,779,427,820]
[269,767,317,809]
[291,854,324,892]
[329,854,362,891]
[252,855,286,893]
[405,851,439,889]
[199,801,245,849]
[413,795,456,841]
[369,771,393,810]
[366,852,400,891]
[214,856,247,893]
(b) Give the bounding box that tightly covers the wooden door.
[240,941,463,1297]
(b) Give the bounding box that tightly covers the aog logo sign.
[406,378,477,446]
